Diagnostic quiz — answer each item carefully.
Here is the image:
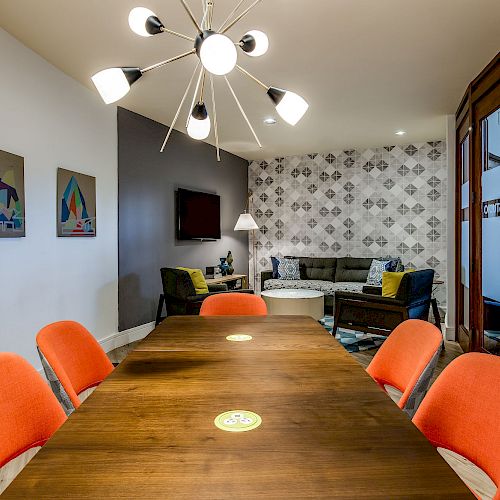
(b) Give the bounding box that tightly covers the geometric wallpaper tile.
[248,141,447,307]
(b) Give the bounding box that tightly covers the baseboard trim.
[99,322,156,353]
[37,322,156,381]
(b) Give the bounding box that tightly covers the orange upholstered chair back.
[36,321,113,409]
[413,353,500,498]
[0,353,66,468]
[366,319,442,415]
[200,293,267,316]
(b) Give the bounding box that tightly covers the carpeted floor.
[319,315,386,353]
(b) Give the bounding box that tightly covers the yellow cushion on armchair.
[382,270,415,298]
[177,267,209,294]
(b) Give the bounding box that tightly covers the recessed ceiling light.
[264,117,277,125]
[395,130,406,136]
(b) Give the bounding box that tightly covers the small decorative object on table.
[205,266,215,279]
[219,257,229,276]
[226,251,234,275]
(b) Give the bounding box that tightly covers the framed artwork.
[0,149,25,238]
[57,168,96,237]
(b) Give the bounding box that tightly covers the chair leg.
[332,303,342,337]
[155,294,165,326]
[431,298,442,330]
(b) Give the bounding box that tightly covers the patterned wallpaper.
[248,141,448,307]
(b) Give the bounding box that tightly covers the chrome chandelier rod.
[142,49,195,73]
[221,0,263,34]
[179,0,203,33]
[224,76,262,149]
[160,62,201,152]
[218,0,247,32]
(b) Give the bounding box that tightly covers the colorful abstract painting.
[57,168,96,237]
[0,149,25,238]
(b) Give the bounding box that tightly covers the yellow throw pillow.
[382,269,415,298]
[177,267,209,294]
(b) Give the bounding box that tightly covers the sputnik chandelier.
[91,0,309,160]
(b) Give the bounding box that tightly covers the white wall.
[0,28,118,369]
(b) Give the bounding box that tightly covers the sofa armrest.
[208,283,228,292]
[261,270,274,290]
[335,291,405,307]
[362,285,382,295]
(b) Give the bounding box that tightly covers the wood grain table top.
[4,316,473,499]
[135,315,338,351]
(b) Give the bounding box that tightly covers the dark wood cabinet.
[455,53,500,354]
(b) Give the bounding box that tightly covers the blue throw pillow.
[366,259,394,286]
[271,257,300,280]
[271,256,280,278]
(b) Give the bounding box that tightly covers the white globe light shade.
[187,114,211,140]
[91,68,132,104]
[244,30,269,57]
[199,34,238,76]
[234,213,259,231]
[128,7,158,37]
[275,91,309,126]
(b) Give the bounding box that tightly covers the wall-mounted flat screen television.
[177,188,221,240]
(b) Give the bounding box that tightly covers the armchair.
[156,268,254,324]
[333,269,435,336]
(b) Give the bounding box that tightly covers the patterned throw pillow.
[271,257,300,280]
[381,256,404,272]
[366,259,394,286]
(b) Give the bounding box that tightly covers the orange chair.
[36,321,114,415]
[366,319,442,417]
[413,353,500,500]
[0,353,66,488]
[200,293,267,316]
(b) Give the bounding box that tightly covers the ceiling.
[0,0,498,160]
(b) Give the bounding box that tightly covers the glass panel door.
[481,109,500,354]
[461,136,470,333]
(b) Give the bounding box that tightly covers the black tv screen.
[177,188,221,240]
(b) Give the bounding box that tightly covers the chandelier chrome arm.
[141,49,196,73]
[224,76,262,148]
[209,74,221,162]
[179,0,202,33]
[160,27,195,42]
[218,0,247,32]
[160,62,201,152]
[186,67,205,127]
[236,65,268,90]
[221,0,264,34]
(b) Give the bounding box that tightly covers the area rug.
[320,315,387,353]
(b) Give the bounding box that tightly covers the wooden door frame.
[455,53,500,352]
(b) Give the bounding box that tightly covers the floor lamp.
[234,195,259,291]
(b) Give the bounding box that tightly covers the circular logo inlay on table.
[226,334,253,342]
[214,410,262,432]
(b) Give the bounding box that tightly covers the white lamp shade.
[200,34,238,76]
[244,30,269,57]
[234,213,259,231]
[91,68,132,104]
[128,7,157,37]
[187,115,211,140]
[275,91,309,126]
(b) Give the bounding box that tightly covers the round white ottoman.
[261,289,325,321]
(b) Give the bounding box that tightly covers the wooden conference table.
[5,316,472,498]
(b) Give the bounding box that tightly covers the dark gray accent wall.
[118,108,249,331]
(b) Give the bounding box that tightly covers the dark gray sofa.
[261,257,374,313]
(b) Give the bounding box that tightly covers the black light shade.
[146,15,165,35]
[192,102,208,120]
[240,33,256,53]
[267,87,286,105]
[123,67,143,86]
